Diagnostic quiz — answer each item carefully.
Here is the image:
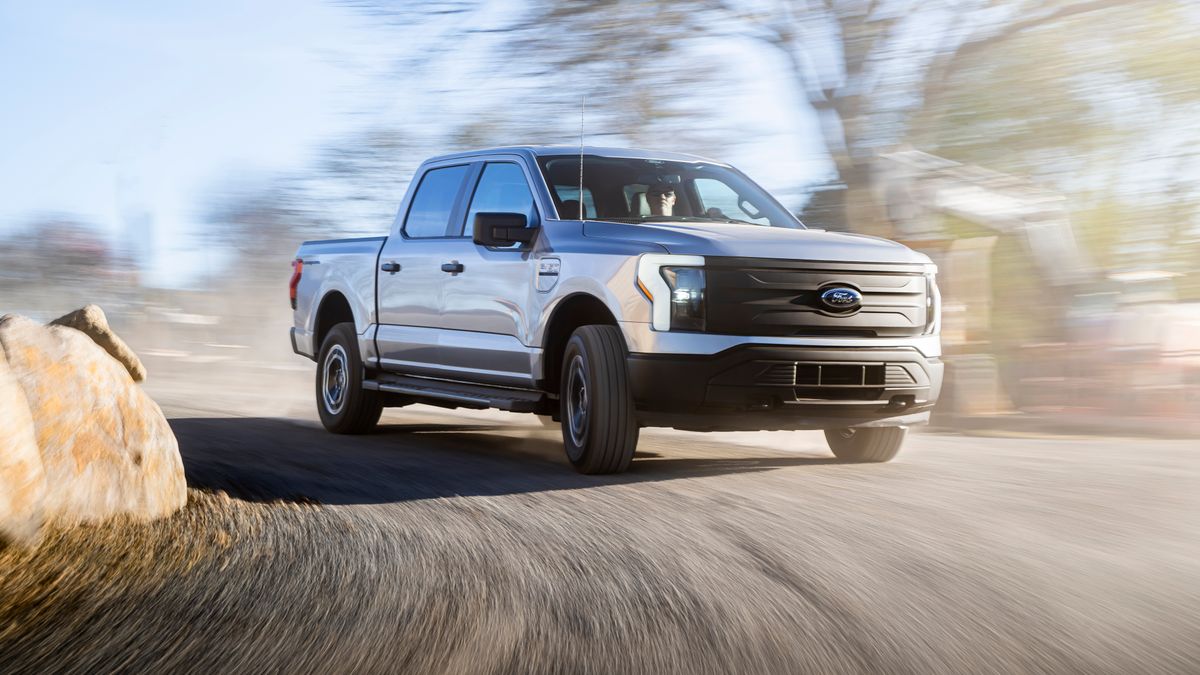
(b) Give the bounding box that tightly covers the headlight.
[661,266,706,332]
[924,271,941,335]
[636,254,706,331]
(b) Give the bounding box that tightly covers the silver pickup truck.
[290,146,942,473]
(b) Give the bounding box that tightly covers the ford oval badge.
[819,286,862,312]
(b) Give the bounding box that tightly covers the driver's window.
[463,163,536,236]
[694,178,770,225]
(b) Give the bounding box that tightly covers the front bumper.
[628,345,943,432]
[620,321,942,358]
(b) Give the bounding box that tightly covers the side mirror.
[473,212,539,247]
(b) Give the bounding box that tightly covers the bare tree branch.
[939,0,1136,85]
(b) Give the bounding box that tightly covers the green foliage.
[912,12,1124,171]
[1069,199,1139,272]
[1121,4,1200,104]
[911,3,1200,277]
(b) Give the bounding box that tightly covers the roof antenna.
[578,95,585,221]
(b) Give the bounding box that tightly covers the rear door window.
[403,165,471,238]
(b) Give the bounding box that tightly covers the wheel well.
[542,294,619,395]
[314,292,355,351]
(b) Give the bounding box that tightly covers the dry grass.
[0,490,297,642]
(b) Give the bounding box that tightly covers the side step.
[363,373,546,413]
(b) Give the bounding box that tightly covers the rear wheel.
[560,325,639,474]
[824,426,906,463]
[316,322,382,434]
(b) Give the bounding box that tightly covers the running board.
[363,373,545,413]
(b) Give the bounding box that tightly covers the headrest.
[631,192,649,217]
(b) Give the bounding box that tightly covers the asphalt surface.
[3,403,1199,674]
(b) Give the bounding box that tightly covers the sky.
[0,0,391,284]
[0,1,827,287]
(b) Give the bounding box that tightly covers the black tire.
[559,325,639,474]
[316,322,383,434]
[824,426,906,463]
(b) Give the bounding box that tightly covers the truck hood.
[582,220,930,265]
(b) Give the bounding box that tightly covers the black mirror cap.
[473,212,539,247]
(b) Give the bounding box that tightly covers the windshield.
[537,155,803,229]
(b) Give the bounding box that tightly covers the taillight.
[289,258,303,309]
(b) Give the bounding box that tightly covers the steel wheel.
[558,325,638,474]
[565,354,589,455]
[321,343,349,416]
[315,323,382,434]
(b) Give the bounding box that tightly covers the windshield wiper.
[594,215,764,226]
[711,217,763,226]
[657,215,766,227]
[596,215,696,223]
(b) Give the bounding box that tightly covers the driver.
[646,182,677,217]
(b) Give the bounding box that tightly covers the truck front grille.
[794,363,885,386]
[704,258,928,337]
[740,360,925,402]
[700,347,936,409]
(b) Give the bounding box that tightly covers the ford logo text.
[819,286,863,312]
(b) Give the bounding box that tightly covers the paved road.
[3,404,1199,674]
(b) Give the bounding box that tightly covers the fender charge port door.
[375,163,473,375]
[437,161,540,387]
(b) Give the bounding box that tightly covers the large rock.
[50,304,147,382]
[0,314,185,531]
[0,349,45,545]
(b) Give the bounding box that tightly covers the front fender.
[533,254,649,350]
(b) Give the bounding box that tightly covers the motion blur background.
[2,0,1198,432]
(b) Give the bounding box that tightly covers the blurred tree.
[201,127,423,271]
[896,1,1200,380]
[309,127,420,232]
[0,216,141,316]
[909,2,1200,271]
[201,187,321,283]
[351,0,1143,232]
[693,0,1145,232]
[332,0,1200,276]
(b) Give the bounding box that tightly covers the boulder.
[50,304,147,382]
[0,314,185,530]
[0,349,46,545]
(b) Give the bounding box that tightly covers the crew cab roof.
[422,146,729,166]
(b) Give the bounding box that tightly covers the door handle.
[440,262,464,274]
[380,261,401,273]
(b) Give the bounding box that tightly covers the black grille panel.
[795,364,886,386]
[694,346,938,410]
[731,359,930,403]
[705,258,928,337]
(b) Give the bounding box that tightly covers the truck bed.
[291,236,387,359]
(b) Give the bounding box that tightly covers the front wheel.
[560,325,639,474]
[316,322,383,434]
[824,426,906,463]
